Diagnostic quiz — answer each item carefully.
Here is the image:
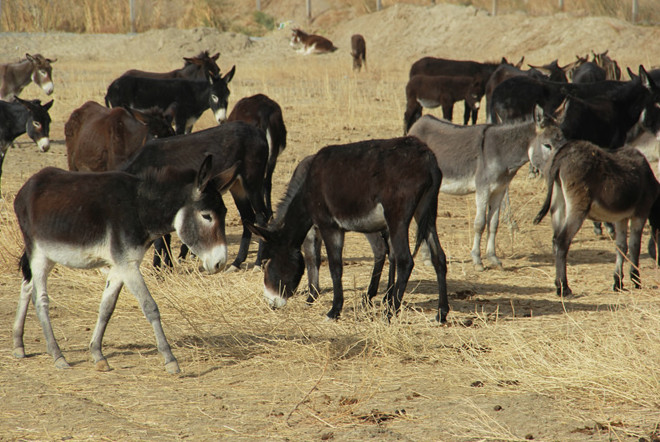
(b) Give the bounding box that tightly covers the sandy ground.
[1,4,660,441]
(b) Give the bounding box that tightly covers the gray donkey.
[409,115,536,270]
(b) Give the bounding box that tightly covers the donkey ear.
[211,52,220,61]
[42,99,54,111]
[639,65,656,92]
[627,66,637,80]
[222,65,236,84]
[164,102,177,124]
[533,105,545,128]
[245,222,272,242]
[214,161,241,194]
[25,53,34,62]
[194,155,214,196]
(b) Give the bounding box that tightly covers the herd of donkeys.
[2,32,660,372]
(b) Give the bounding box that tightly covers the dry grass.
[1,13,660,440]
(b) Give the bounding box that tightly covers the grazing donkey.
[409,115,537,270]
[404,74,482,133]
[288,155,393,303]
[350,34,366,72]
[247,137,449,323]
[530,110,660,296]
[0,53,56,100]
[0,97,53,194]
[290,29,337,55]
[13,156,239,373]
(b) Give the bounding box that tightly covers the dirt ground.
[1,4,660,441]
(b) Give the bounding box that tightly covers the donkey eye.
[39,69,47,76]
[542,143,552,150]
[211,95,219,103]
[201,213,213,222]
[32,121,42,129]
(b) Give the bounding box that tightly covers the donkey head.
[638,65,660,141]
[465,79,483,112]
[26,53,56,96]
[174,156,239,274]
[15,97,53,152]
[209,65,235,124]
[246,223,305,308]
[131,104,176,140]
[529,105,565,173]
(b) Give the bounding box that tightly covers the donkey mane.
[272,155,314,226]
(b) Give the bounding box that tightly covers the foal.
[531,115,660,296]
[13,156,238,373]
[248,137,449,322]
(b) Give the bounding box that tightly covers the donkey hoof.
[224,265,240,273]
[252,265,262,273]
[423,259,432,267]
[54,356,71,369]
[13,347,26,359]
[165,360,181,374]
[95,359,112,372]
[473,263,485,272]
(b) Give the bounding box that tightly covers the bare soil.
[1,4,660,441]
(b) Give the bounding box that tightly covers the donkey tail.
[533,160,560,225]
[19,251,32,283]
[413,164,442,257]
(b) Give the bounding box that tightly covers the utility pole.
[130,0,136,33]
[307,0,312,20]
[492,0,497,16]
[632,0,639,24]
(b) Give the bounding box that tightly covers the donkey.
[120,50,221,80]
[0,97,53,194]
[105,66,235,134]
[0,53,56,100]
[530,112,660,297]
[351,34,367,72]
[227,93,286,215]
[286,155,393,304]
[409,56,512,125]
[409,115,537,271]
[120,121,270,271]
[65,101,176,172]
[247,137,449,322]
[404,74,483,133]
[290,28,338,55]
[13,156,239,373]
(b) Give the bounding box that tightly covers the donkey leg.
[30,255,69,368]
[613,221,628,291]
[628,217,645,289]
[471,190,489,271]
[302,226,322,303]
[463,102,471,125]
[89,271,123,372]
[364,232,388,306]
[153,235,174,268]
[13,278,34,358]
[553,214,584,297]
[121,264,179,374]
[387,227,414,318]
[321,229,345,320]
[425,228,449,323]
[226,195,257,272]
[484,189,506,268]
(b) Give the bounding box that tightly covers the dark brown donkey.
[351,34,366,72]
[13,156,239,373]
[404,74,482,133]
[247,137,449,323]
[530,111,660,297]
[0,53,56,100]
[119,50,221,80]
[121,122,270,271]
[65,101,176,172]
[227,93,286,216]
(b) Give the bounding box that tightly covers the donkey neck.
[486,121,536,169]
[136,173,192,238]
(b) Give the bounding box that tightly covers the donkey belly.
[417,98,441,109]
[588,202,634,223]
[332,203,387,232]
[439,175,477,195]
[35,239,114,269]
